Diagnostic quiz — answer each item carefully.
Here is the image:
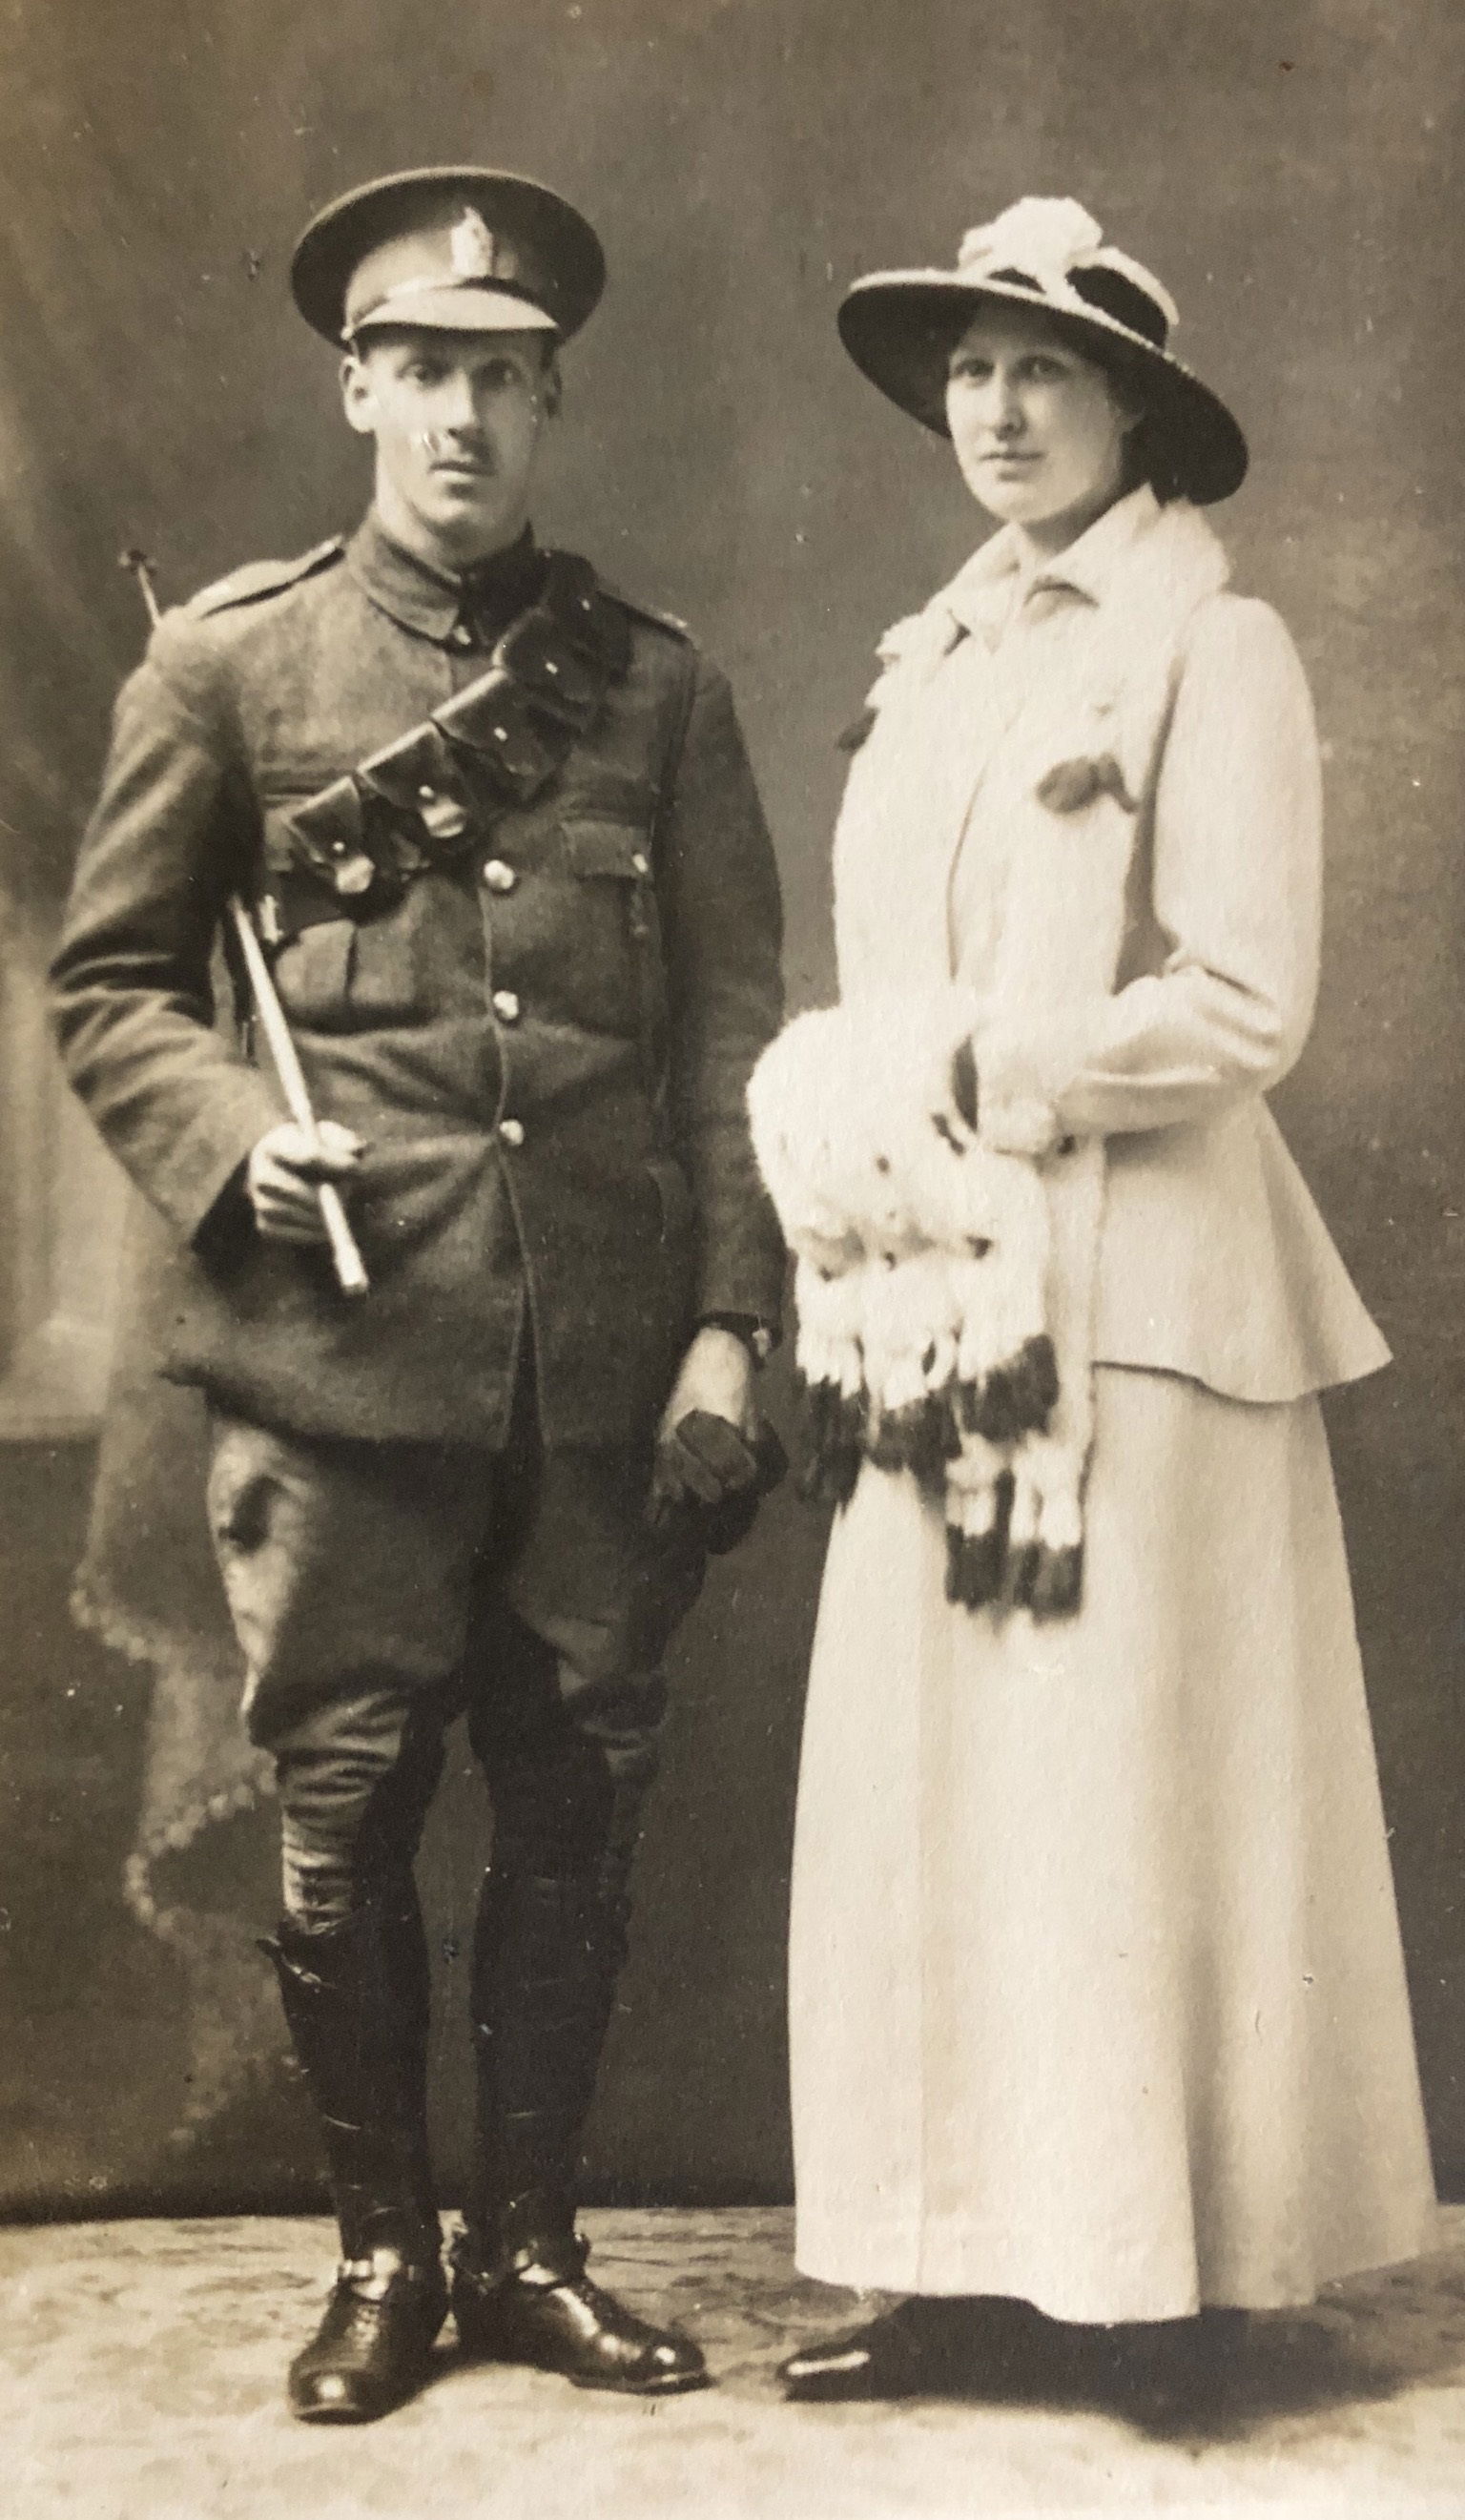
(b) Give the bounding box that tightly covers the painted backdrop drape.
[2,0,1463,2212]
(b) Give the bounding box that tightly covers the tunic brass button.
[491,990,521,1022]
[498,1117,525,1148]
[630,851,650,877]
[482,859,517,893]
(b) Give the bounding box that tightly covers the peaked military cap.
[291,167,606,345]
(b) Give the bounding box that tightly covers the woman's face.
[944,305,1140,552]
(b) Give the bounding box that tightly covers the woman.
[752,197,1436,2393]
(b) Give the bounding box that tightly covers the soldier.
[51,168,785,2423]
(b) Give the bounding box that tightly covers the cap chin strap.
[344,275,555,341]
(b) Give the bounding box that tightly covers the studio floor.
[5,2207,1465,2519]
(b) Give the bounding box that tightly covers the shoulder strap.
[188,537,345,617]
[597,582,693,642]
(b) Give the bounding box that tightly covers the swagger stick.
[118,547,369,1297]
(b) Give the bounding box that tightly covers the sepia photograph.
[1,2,1462,2513]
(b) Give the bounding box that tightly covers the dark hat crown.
[977,258,1172,350]
[1038,262,1169,350]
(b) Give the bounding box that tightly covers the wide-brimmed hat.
[291,167,605,346]
[838,196,1247,505]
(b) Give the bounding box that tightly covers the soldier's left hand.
[660,1324,759,1445]
[649,1329,787,1546]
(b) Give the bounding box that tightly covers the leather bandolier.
[256,551,634,949]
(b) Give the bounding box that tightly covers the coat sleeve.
[656,651,787,1327]
[979,595,1324,1145]
[48,619,281,1244]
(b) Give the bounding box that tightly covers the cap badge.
[449,207,499,280]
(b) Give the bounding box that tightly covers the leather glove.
[648,1411,789,1555]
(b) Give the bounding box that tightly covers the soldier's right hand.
[246,1120,365,1243]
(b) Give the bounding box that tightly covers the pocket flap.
[267,776,363,874]
[563,819,652,881]
[436,674,557,796]
[498,611,604,720]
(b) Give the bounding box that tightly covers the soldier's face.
[342,329,558,561]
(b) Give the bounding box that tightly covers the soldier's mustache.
[414,430,496,464]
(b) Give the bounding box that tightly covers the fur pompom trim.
[747,997,1069,1565]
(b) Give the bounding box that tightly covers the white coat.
[830,485,1388,1404]
[789,487,1434,2322]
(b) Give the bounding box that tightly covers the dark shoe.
[450,2231,706,2395]
[1103,2307,1250,2413]
[289,2247,448,2424]
[779,2298,978,2400]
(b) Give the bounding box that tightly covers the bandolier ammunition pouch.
[257,553,632,948]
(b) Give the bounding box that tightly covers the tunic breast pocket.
[561,816,667,1051]
[261,792,427,1033]
[270,915,425,1033]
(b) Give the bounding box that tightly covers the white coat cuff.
[975,1002,1108,1156]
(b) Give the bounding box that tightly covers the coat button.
[630,851,650,877]
[498,1117,526,1148]
[491,989,521,1022]
[482,858,517,893]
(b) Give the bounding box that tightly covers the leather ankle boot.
[266,1900,447,2421]
[286,2246,448,2424]
[450,2219,706,2394]
[449,1866,707,2394]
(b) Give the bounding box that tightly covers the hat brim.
[346,285,559,341]
[838,271,1248,506]
[292,167,605,345]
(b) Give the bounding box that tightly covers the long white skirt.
[789,1367,1436,2323]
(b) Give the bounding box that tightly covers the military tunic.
[52,515,785,1449]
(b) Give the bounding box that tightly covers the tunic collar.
[344,512,547,647]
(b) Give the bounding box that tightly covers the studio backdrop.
[3,0,1464,2215]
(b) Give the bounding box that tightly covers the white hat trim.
[956,196,1180,338]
